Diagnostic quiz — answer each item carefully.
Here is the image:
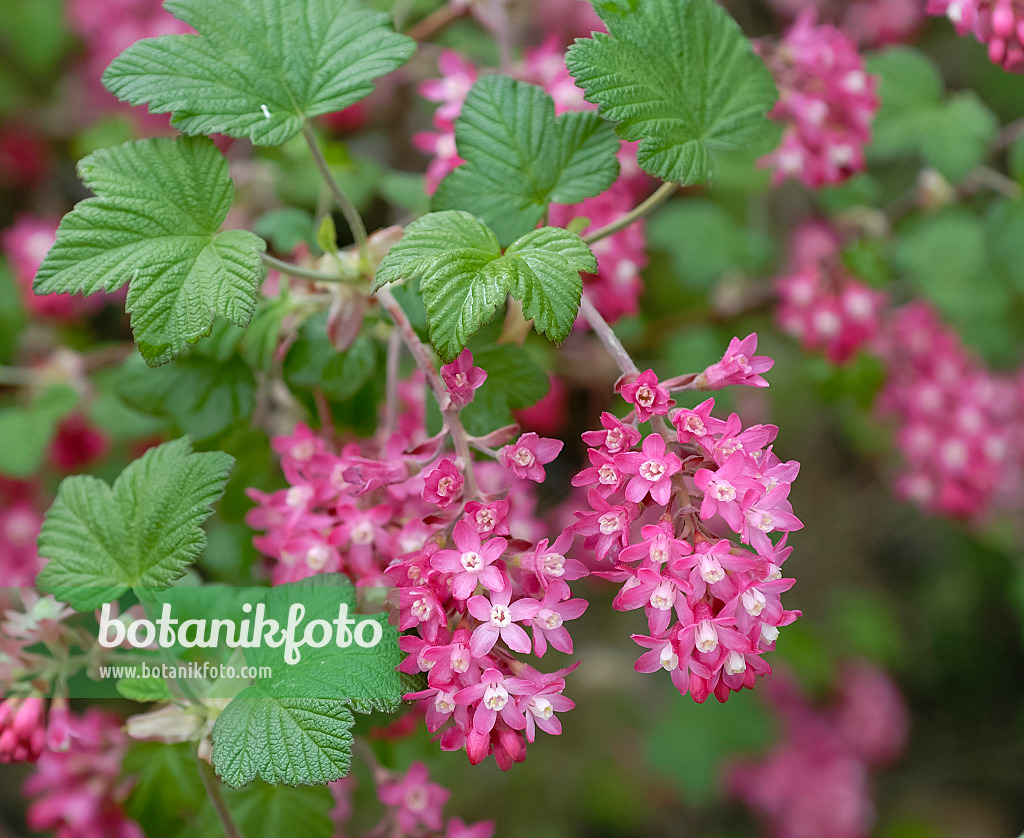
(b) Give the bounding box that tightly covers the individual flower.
[498,433,563,482]
[422,458,465,508]
[697,334,775,390]
[616,432,683,505]
[430,521,508,599]
[377,761,450,834]
[618,369,674,423]
[467,588,540,656]
[441,348,487,408]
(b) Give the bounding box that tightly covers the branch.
[301,122,369,268]
[375,286,479,499]
[582,181,678,245]
[260,252,358,284]
[196,753,244,838]
[578,294,638,377]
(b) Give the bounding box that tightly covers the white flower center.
[695,620,719,654]
[305,544,330,570]
[513,447,536,467]
[483,683,509,710]
[636,386,656,407]
[649,581,676,610]
[529,696,554,719]
[291,440,316,461]
[598,464,619,485]
[660,644,679,671]
[685,415,705,435]
[350,520,374,545]
[606,428,625,451]
[761,624,780,644]
[435,691,456,714]
[406,787,429,811]
[742,588,767,617]
[490,604,512,628]
[725,650,747,675]
[460,551,483,572]
[437,476,456,497]
[698,554,725,583]
[411,598,432,620]
[475,509,496,531]
[541,553,566,576]
[598,512,623,535]
[539,608,562,630]
[710,479,736,503]
[639,459,666,481]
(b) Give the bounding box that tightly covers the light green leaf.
[0,385,79,478]
[566,0,777,185]
[374,211,592,361]
[503,226,594,343]
[194,781,334,838]
[283,313,378,400]
[212,686,354,788]
[867,47,998,182]
[433,75,619,243]
[123,742,206,838]
[103,0,416,146]
[116,675,174,703]
[33,137,266,365]
[460,342,550,435]
[36,437,234,611]
[211,575,403,788]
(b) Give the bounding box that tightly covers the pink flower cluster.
[766,0,924,47]
[416,42,652,322]
[928,0,1024,72]
[875,301,1024,519]
[774,223,887,363]
[0,502,43,587]
[727,661,908,838]
[247,352,587,769]
[23,708,142,838]
[572,359,802,704]
[1,215,107,321]
[332,760,494,838]
[758,11,879,188]
[65,0,191,131]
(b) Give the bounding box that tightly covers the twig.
[301,122,369,268]
[196,754,244,838]
[383,326,402,439]
[260,252,357,284]
[582,181,678,245]
[406,5,462,41]
[578,295,638,377]
[375,286,479,499]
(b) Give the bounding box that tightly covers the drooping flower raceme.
[758,11,879,188]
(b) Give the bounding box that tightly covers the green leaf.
[0,385,79,478]
[103,0,416,146]
[117,675,174,703]
[374,211,594,361]
[212,686,354,787]
[123,742,206,838]
[284,314,378,401]
[33,137,266,365]
[867,47,998,182]
[987,198,1024,293]
[211,575,403,788]
[36,437,234,611]
[115,350,256,441]
[647,198,772,288]
[194,781,334,838]
[433,75,620,244]
[566,0,777,185]
[460,343,550,435]
[253,208,316,253]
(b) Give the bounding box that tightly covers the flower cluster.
[247,350,588,769]
[726,661,908,838]
[928,0,1024,72]
[22,708,142,838]
[0,215,108,321]
[65,0,192,131]
[875,301,1024,519]
[571,347,802,704]
[774,222,887,363]
[758,11,879,188]
[333,760,495,838]
[0,502,44,587]
[416,42,652,323]
[766,0,925,47]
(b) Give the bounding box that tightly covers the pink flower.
[48,414,110,473]
[422,458,464,508]
[23,708,143,838]
[616,432,683,505]
[573,489,640,562]
[521,528,590,586]
[455,668,529,734]
[430,520,508,599]
[581,411,641,454]
[528,581,589,656]
[499,433,563,482]
[377,761,450,834]
[697,333,774,390]
[462,499,510,536]
[444,817,496,838]
[420,51,478,122]
[467,588,540,657]
[441,348,487,408]
[928,0,1024,72]
[0,696,45,763]
[618,369,674,423]
[758,11,879,187]
[671,397,728,446]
